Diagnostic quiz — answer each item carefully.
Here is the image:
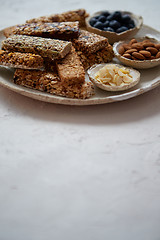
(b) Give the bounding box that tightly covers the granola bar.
[13,22,80,40]
[76,44,114,70]
[2,35,72,60]
[3,26,17,38]
[72,30,109,54]
[26,9,89,27]
[56,47,85,84]
[14,69,94,99]
[0,50,44,70]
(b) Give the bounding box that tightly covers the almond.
[154,44,160,50]
[123,53,132,59]
[156,51,160,59]
[129,39,137,45]
[132,52,146,60]
[146,47,158,55]
[131,43,144,51]
[139,50,151,58]
[132,56,138,60]
[122,44,131,51]
[143,42,155,48]
[119,46,125,55]
[125,49,138,54]
[142,40,151,43]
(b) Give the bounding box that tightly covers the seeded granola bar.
[76,44,114,70]
[0,50,44,70]
[13,22,80,40]
[72,30,109,54]
[14,69,94,99]
[56,47,85,84]
[2,35,72,60]
[26,9,89,27]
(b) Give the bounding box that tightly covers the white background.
[0,0,160,239]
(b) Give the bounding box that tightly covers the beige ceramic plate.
[0,25,160,106]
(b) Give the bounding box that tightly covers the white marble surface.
[0,0,160,240]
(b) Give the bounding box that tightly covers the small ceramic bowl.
[85,11,143,44]
[113,37,160,69]
[87,63,140,92]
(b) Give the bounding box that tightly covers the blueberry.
[116,26,128,33]
[124,19,135,29]
[89,17,97,26]
[127,23,135,29]
[94,15,100,19]
[109,20,121,30]
[98,15,107,23]
[129,19,135,27]
[122,14,131,23]
[103,27,115,32]
[93,21,104,30]
[112,11,122,21]
[103,20,109,28]
[125,23,135,29]
[102,11,110,17]
[107,13,114,21]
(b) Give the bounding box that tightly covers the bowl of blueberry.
[86,10,143,44]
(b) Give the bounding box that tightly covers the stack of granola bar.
[0,9,114,99]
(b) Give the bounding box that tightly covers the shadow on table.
[0,83,160,126]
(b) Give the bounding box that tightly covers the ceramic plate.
[0,24,160,105]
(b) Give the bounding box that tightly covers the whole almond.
[156,51,160,59]
[132,43,144,51]
[143,42,155,48]
[132,52,146,60]
[126,48,138,54]
[129,39,137,45]
[139,50,151,58]
[146,47,158,55]
[142,40,151,43]
[123,44,131,51]
[132,56,138,60]
[119,46,125,55]
[154,44,160,50]
[123,53,132,59]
